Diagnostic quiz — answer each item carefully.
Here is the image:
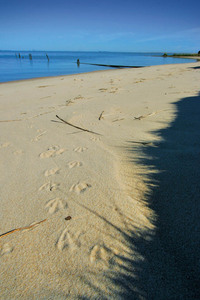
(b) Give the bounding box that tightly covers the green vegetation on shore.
[163,51,200,57]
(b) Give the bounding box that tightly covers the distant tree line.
[163,51,200,57]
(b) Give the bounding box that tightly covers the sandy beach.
[0,61,200,299]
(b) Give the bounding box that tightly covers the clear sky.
[0,0,199,52]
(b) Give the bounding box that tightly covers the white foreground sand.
[0,62,200,299]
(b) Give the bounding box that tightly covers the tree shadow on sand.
[80,92,200,299]
[119,91,200,299]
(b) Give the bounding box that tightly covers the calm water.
[0,51,196,83]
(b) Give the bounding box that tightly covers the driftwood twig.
[0,119,22,123]
[134,115,146,120]
[0,219,47,239]
[133,110,168,121]
[56,115,102,135]
[98,111,104,120]
[133,112,157,120]
[131,141,153,146]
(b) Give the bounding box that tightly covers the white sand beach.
[0,62,200,299]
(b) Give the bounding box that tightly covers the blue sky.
[0,0,199,52]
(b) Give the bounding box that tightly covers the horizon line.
[0,49,187,54]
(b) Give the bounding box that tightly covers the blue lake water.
[0,51,196,83]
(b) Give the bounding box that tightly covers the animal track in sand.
[45,197,67,214]
[39,182,59,192]
[73,147,87,153]
[69,182,91,194]
[90,137,101,142]
[31,130,47,142]
[39,146,65,158]
[109,88,119,94]
[13,150,24,155]
[67,161,82,169]
[74,95,85,100]
[66,99,74,106]
[99,88,108,92]
[44,168,60,177]
[37,85,54,88]
[89,244,113,265]
[0,142,10,149]
[40,95,52,100]
[57,228,81,251]
[1,243,13,256]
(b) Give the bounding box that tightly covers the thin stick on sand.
[98,111,104,120]
[0,219,47,239]
[56,115,102,135]
[133,112,158,120]
[133,109,169,120]
[0,119,22,123]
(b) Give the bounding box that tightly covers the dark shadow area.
[117,91,200,299]
[79,62,144,68]
[190,66,200,69]
[79,92,200,299]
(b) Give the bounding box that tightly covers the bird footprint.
[69,182,91,194]
[45,198,67,214]
[57,228,81,251]
[67,161,82,169]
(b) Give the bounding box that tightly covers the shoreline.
[1,61,200,298]
[0,57,199,85]
[0,67,123,85]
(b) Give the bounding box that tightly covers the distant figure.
[46,54,49,62]
[77,59,80,67]
[18,53,21,58]
[29,54,32,60]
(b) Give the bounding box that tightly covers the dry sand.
[0,62,200,299]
